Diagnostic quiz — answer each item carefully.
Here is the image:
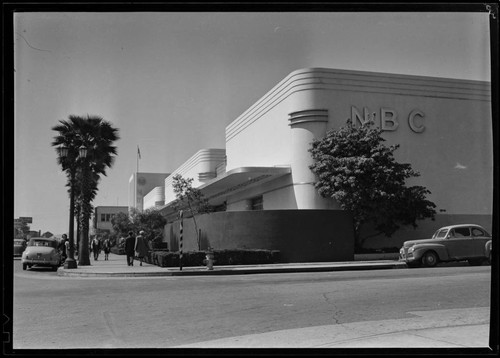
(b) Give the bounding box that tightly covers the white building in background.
[144,68,492,248]
[128,172,170,212]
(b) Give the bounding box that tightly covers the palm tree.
[52,115,119,266]
[74,177,98,255]
[76,169,102,265]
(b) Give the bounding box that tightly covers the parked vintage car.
[400,224,492,268]
[21,237,62,271]
[14,239,27,257]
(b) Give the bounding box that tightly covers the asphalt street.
[11,255,492,350]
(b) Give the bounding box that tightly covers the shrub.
[150,249,281,267]
[152,242,169,251]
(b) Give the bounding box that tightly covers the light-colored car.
[21,237,62,271]
[14,239,27,257]
[399,224,492,268]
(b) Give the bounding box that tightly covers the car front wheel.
[22,263,27,270]
[421,251,438,267]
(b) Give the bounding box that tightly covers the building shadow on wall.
[200,230,211,251]
[169,225,178,252]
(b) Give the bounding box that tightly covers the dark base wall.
[164,210,355,263]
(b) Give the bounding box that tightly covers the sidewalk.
[174,307,491,348]
[57,252,406,277]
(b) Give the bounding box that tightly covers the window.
[452,227,471,238]
[250,196,263,210]
[471,227,486,237]
[435,229,448,239]
[100,213,113,222]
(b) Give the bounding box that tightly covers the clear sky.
[13,11,491,235]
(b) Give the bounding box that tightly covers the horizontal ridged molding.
[288,109,329,126]
[226,67,491,142]
[164,148,226,186]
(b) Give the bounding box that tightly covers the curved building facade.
[152,68,491,257]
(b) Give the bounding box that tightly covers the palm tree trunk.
[79,225,91,265]
[78,166,92,265]
[76,209,80,254]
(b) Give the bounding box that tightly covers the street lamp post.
[59,144,87,269]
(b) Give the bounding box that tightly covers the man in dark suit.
[125,231,136,266]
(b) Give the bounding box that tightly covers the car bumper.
[22,258,59,266]
[399,251,417,262]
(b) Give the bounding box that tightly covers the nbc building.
[138,68,492,262]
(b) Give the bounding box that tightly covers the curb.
[57,261,407,277]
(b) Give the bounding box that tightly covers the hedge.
[149,249,281,268]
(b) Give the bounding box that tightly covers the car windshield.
[433,229,449,239]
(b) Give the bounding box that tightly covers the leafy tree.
[111,212,135,238]
[14,221,30,240]
[172,174,212,250]
[134,209,168,239]
[309,120,436,250]
[52,115,119,265]
[111,208,167,241]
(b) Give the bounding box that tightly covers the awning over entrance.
[198,166,291,203]
[159,166,291,216]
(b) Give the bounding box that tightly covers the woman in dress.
[134,230,149,266]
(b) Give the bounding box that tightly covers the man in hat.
[125,231,136,266]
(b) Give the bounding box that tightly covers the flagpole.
[136,146,140,211]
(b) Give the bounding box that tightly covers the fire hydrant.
[205,248,215,270]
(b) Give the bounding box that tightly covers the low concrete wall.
[164,210,355,263]
[354,253,400,261]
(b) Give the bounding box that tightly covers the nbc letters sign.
[350,106,425,133]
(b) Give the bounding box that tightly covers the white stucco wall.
[163,148,226,205]
[143,186,165,210]
[129,172,170,212]
[224,68,492,215]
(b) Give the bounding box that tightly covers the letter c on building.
[408,109,425,133]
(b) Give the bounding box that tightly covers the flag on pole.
[137,146,141,159]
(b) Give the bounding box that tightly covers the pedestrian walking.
[103,237,111,260]
[135,230,149,266]
[59,234,68,263]
[91,236,101,261]
[65,238,70,257]
[125,231,136,266]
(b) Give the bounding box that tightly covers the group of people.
[59,231,150,265]
[90,236,111,260]
[58,234,70,262]
[124,230,149,266]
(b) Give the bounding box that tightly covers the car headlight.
[408,246,415,253]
